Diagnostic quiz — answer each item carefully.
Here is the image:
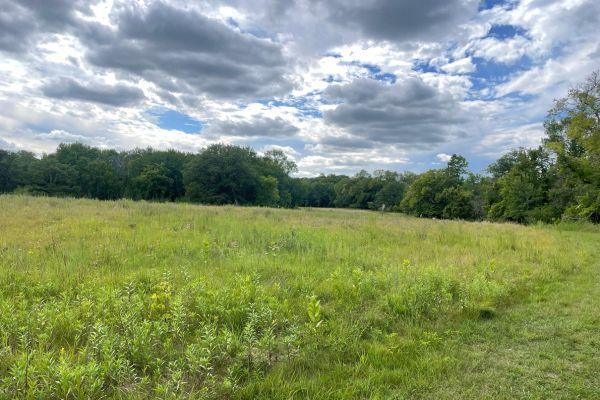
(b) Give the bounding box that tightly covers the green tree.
[184,144,264,205]
[51,143,124,199]
[0,150,38,193]
[132,163,174,201]
[400,169,449,218]
[372,171,416,211]
[125,148,189,201]
[401,155,475,219]
[304,175,345,207]
[30,157,79,196]
[333,170,382,209]
[256,175,280,206]
[544,70,600,222]
[260,149,297,207]
[486,148,554,223]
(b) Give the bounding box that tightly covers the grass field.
[0,195,598,399]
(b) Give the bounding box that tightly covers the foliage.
[125,148,190,201]
[486,148,554,223]
[400,155,475,219]
[544,71,600,222]
[132,163,175,201]
[0,150,38,193]
[183,144,261,205]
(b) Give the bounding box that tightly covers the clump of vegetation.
[0,195,598,398]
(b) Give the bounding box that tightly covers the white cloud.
[470,36,532,64]
[0,137,19,151]
[260,144,300,158]
[440,57,476,74]
[477,122,545,157]
[436,153,452,162]
[0,0,597,175]
[297,150,410,176]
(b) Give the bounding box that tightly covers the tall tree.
[260,149,298,207]
[184,144,264,205]
[0,150,38,193]
[401,155,475,219]
[132,163,174,201]
[125,149,189,201]
[486,148,554,223]
[544,70,600,222]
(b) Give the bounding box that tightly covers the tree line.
[1,72,598,223]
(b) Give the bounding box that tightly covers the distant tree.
[262,149,298,175]
[256,175,280,206]
[288,178,309,207]
[372,171,416,211]
[0,150,38,193]
[125,149,189,201]
[463,173,488,220]
[51,143,124,199]
[303,175,344,207]
[85,158,123,200]
[260,149,298,207]
[487,151,521,179]
[400,169,449,218]
[30,157,79,196]
[486,148,553,223]
[401,155,475,219]
[440,186,475,219]
[132,163,174,201]
[184,144,264,205]
[446,154,468,178]
[0,150,14,193]
[333,170,382,209]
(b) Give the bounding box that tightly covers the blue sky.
[146,108,203,135]
[0,0,598,176]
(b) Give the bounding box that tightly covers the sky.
[0,0,599,176]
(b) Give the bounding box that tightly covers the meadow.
[0,195,598,399]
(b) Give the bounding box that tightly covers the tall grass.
[0,195,597,399]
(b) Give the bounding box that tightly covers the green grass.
[0,195,598,399]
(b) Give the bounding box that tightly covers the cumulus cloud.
[222,0,480,57]
[477,122,545,157]
[41,77,145,107]
[260,144,300,159]
[496,45,600,98]
[324,0,479,43]
[0,137,18,151]
[83,2,292,100]
[322,77,469,147]
[436,153,452,162]
[297,147,410,176]
[0,0,96,53]
[0,0,598,175]
[470,36,531,64]
[440,57,476,74]
[33,129,113,149]
[204,116,299,138]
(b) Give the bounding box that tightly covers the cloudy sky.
[0,0,598,175]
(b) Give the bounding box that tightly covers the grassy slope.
[424,251,600,400]
[0,195,598,399]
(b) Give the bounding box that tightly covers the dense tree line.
[0,143,300,207]
[1,72,598,223]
